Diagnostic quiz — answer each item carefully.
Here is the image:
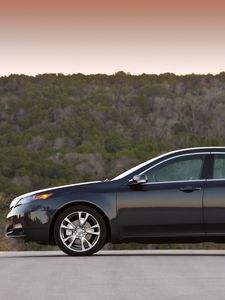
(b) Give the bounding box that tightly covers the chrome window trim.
[211,152,225,155]
[142,179,206,185]
[207,179,225,182]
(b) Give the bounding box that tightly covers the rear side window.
[213,155,225,179]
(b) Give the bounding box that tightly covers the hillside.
[1,71,225,250]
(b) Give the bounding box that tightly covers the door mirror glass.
[130,174,148,185]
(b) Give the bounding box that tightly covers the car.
[5,147,225,255]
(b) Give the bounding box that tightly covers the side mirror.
[129,174,148,185]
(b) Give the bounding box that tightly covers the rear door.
[204,153,225,235]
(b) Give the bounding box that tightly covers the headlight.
[10,193,54,208]
[33,193,53,200]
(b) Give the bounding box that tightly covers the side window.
[213,155,225,179]
[144,155,205,183]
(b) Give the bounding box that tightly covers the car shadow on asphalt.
[1,250,225,258]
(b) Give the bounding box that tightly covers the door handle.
[179,186,201,193]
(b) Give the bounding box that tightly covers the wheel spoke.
[86,230,100,236]
[87,224,99,230]
[80,213,89,227]
[78,212,82,226]
[81,237,85,251]
[83,237,92,250]
[86,224,100,235]
[64,218,75,228]
[63,236,73,242]
[68,236,76,248]
[61,224,75,230]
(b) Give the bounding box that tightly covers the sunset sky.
[0,0,225,76]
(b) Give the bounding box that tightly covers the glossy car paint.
[117,180,205,239]
[6,147,225,245]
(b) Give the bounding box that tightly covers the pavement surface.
[1,250,225,300]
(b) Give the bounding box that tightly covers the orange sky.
[0,0,225,75]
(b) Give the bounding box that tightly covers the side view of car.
[6,147,225,255]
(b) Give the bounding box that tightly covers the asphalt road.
[1,250,225,300]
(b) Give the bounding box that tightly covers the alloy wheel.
[54,205,107,256]
[57,208,104,254]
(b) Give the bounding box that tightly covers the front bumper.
[6,221,26,238]
[5,202,52,244]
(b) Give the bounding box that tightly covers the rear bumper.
[5,202,51,244]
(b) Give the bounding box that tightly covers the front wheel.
[54,205,107,256]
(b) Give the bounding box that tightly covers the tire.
[54,205,107,256]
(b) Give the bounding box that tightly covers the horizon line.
[1,71,225,78]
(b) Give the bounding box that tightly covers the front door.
[117,154,206,239]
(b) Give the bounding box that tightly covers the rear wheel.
[54,205,107,256]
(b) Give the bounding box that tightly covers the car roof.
[167,147,225,155]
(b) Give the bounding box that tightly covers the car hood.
[10,181,101,208]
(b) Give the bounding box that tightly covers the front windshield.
[112,152,168,180]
